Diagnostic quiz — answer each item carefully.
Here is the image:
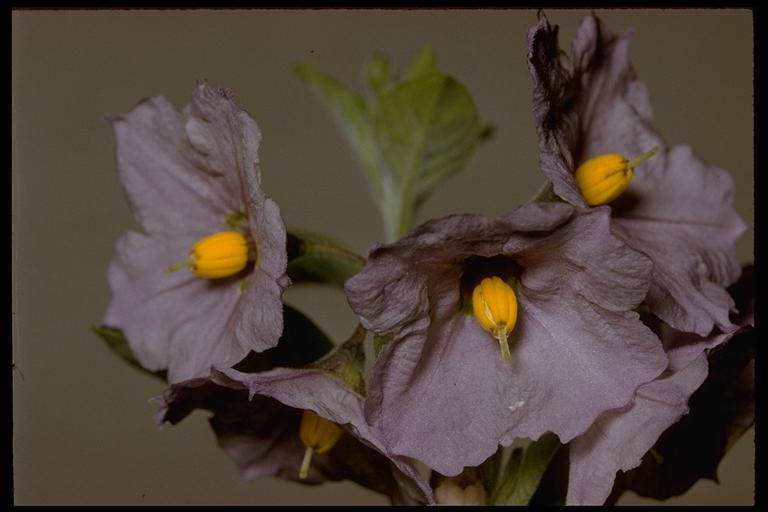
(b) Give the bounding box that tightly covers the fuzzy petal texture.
[154,368,434,505]
[346,202,666,476]
[528,12,745,336]
[566,265,754,505]
[103,82,287,383]
[566,353,709,506]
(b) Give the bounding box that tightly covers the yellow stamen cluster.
[574,147,658,206]
[472,276,518,361]
[298,410,343,480]
[166,231,248,279]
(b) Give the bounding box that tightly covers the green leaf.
[478,445,505,498]
[294,64,383,198]
[92,324,166,381]
[528,443,569,506]
[297,49,485,243]
[492,433,562,505]
[233,304,335,373]
[365,54,393,97]
[286,230,366,288]
[491,447,524,504]
[405,46,439,80]
[373,72,481,236]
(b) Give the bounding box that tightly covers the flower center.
[298,409,343,480]
[574,147,658,206]
[472,276,518,361]
[166,231,250,279]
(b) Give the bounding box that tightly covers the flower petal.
[153,369,434,505]
[617,328,755,501]
[566,353,709,505]
[528,13,661,209]
[348,204,665,475]
[104,231,282,383]
[185,83,288,280]
[516,205,651,312]
[611,145,745,335]
[109,84,255,236]
[105,82,289,382]
[528,12,745,336]
[566,265,754,505]
[213,366,433,505]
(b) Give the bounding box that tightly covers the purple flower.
[154,366,435,505]
[345,201,667,476]
[102,82,288,384]
[528,12,746,337]
[566,265,754,505]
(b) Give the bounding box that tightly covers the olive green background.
[12,8,754,505]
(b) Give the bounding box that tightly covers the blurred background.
[12,8,753,505]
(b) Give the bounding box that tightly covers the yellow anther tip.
[189,231,248,279]
[471,277,518,360]
[472,277,518,335]
[575,148,657,206]
[299,410,342,454]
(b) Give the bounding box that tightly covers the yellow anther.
[575,147,658,206]
[166,231,249,279]
[298,410,343,480]
[472,276,518,361]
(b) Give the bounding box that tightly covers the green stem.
[495,328,511,362]
[165,258,193,273]
[627,146,659,169]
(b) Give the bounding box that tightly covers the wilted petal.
[514,205,652,312]
[528,12,745,336]
[348,203,665,476]
[154,368,434,505]
[566,265,754,505]
[617,328,755,501]
[567,353,709,505]
[528,13,661,208]
[213,367,434,505]
[611,144,745,335]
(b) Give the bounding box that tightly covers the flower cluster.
[97,12,752,506]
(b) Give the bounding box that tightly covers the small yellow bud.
[472,276,518,361]
[166,231,249,279]
[575,147,658,206]
[298,410,343,479]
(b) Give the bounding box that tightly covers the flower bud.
[472,276,518,361]
[574,147,658,206]
[434,477,487,506]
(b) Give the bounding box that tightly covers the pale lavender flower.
[566,265,754,505]
[102,82,288,384]
[154,366,435,505]
[528,12,746,337]
[345,202,667,476]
